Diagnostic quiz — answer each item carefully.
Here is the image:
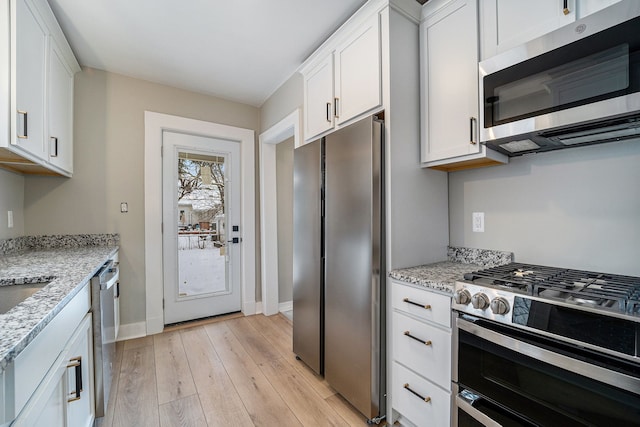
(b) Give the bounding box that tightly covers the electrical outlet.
[7,211,13,228]
[472,212,484,232]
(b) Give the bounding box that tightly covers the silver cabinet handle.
[50,137,59,157]
[17,110,28,139]
[563,0,570,15]
[334,97,340,118]
[470,117,477,145]
[326,102,332,123]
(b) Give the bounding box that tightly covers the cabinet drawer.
[393,362,451,427]
[392,311,451,389]
[391,281,451,328]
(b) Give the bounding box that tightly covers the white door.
[162,131,241,325]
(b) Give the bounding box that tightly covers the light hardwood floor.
[98,314,368,427]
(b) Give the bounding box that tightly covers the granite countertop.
[389,261,484,294]
[389,246,513,294]
[0,244,118,374]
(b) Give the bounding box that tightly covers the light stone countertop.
[389,261,483,294]
[0,245,118,374]
[389,246,513,294]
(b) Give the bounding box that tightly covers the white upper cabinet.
[303,56,335,140]
[420,0,507,170]
[14,0,48,161]
[334,13,382,126]
[480,0,621,60]
[48,37,75,174]
[2,0,79,177]
[301,6,383,142]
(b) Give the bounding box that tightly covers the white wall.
[0,169,24,239]
[449,140,640,276]
[24,68,260,326]
[276,137,294,303]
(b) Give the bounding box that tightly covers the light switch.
[7,211,13,228]
[120,202,128,213]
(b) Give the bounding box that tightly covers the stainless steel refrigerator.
[293,115,385,423]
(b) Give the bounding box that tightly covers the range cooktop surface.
[456,262,640,319]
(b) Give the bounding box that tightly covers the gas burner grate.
[541,270,640,313]
[463,263,566,290]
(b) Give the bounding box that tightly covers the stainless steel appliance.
[452,263,640,426]
[480,0,640,156]
[293,115,385,424]
[91,257,120,419]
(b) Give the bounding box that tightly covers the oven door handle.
[457,317,640,395]
[456,393,503,427]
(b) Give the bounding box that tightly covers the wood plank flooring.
[98,314,368,427]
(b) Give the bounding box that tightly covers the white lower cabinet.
[393,363,451,427]
[3,283,95,427]
[390,280,452,426]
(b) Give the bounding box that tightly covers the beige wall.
[0,169,24,239]
[260,72,303,131]
[276,137,294,303]
[24,68,260,326]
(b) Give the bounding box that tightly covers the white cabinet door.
[577,0,620,18]
[11,354,67,427]
[480,0,576,60]
[65,314,94,427]
[303,55,334,141]
[47,37,74,174]
[14,0,47,160]
[421,0,480,163]
[480,0,623,60]
[334,12,382,126]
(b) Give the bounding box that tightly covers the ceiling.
[47,0,368,107]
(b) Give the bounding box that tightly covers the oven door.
[453,315,640,426]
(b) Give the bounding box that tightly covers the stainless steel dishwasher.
[91,254,120,419]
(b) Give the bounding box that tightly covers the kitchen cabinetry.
[0,0,79,177]
[303,56,334,140]
[419,0,507,171]
[479,0,621,60]
[2,283,95,426]
[301,8,382,141]
[390,280,452,427]
[47,37,75,173]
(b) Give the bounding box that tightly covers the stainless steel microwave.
[479,1,640,157]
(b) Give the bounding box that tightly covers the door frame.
[144,111,255,335]
[258,109,302,316]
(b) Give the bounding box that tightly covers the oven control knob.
[471,293,490,310]
[453,289,471,305]
[490,297,510,315]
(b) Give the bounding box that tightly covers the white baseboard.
[243,300,259,315]
[117,321,147,341]
[254,301,263,315]
[278,300,293,312]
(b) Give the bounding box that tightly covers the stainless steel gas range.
[451,263,640,426]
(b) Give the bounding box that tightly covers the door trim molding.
[144,111,256,335]
[258,109,301,316]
